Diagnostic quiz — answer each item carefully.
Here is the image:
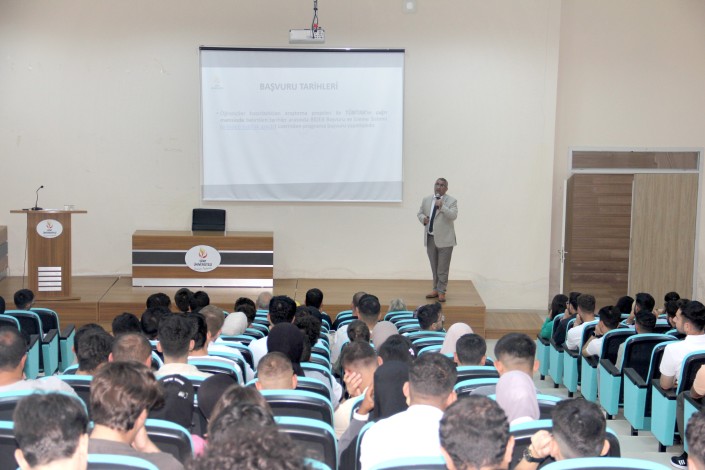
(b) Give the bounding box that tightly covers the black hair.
[494,333,535,368]
[174,288,194,313]
[305,288,324,309]
[13,289,34,310]
[408,353,456,398]
[417,303,442,330]
[158,313,196,357]
[77,330,114,373]
[358,294,381,322]
[111,312,141,336]
[378,334,414,364]
[552,398,606,458]
[455,333,486,365]
[187,312,209,349]
[268,296,297,325]
[550,294,568,320]
[635,292,655,312]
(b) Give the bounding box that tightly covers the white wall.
[549,1,705,300]
[0,0,561,309]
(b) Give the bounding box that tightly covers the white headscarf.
[440,322,474,355]
[222,311,248,336]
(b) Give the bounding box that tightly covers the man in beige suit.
[418,178,458,302]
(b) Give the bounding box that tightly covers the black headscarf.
[197,373,239,421]
[372,360,410,420]
[267,323,306,377]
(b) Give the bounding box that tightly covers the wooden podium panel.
[10,210,87,300]
[132,230,273,288]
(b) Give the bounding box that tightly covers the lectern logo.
[185,245,221,272]
[36,219,63,239]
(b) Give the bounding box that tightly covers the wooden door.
[562,174,634,307]
[628,174,697,299]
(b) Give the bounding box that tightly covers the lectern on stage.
[10,210,86,300]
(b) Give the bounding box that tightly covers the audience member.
[337,294,399,364]
[250,295,297,367]
[295,309,322,362]
[111,312,141,336]
[515,398,609,469]
[146,292,171,310]
[552,291,581,346]
[256,291,273,311]
[495,370,539,425]
[418,302,445,332]
[582,305,621,358]
[141,306,168,340]
[267,323,306,376]
[685,409,705,470]
[370,321,397,348]
[672,364,705,468]
[335,341,378,437]
[455,333,487,366]
[625,292,656,325]
[564,294,596,350]
[88,361,183,469]
[192,290,210,311]
[73,323,107,363]
[201,305,254,381]
[156,314,211,378]
[360,353,457,469]
[440,323,474,355]
[221,311,248,336]
[615,295,634,314]
[13,289,35,310]
[305,287,331,326]
[75,330,114,375]
[13,393,89,470]
[665,299,680,329]
[256,352,297,390]
[208,403,276,449]
[192,426,308,470]
[332,291,366,359]
[658,291,681,315]
[234,296,255,311]
[387,298,407,314]
[378,334,415,364]
[110,332,152,367]
[660,300,705,390]
[208,383,272,427]
[0,327,75,394]
[347,320,371,343]
[474,333,536,396]
[196,374,239,422]
[174,288,193,314]
[440,396,514,470]
[539,294,568,340]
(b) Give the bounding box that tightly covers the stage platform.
[0,276,491,336]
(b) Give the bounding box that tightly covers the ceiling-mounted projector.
[289,28,325,44]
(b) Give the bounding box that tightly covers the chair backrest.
[397,324,421,335]
[403,330,446,341]
[243,328,265,339]
[275,416,338,470]
[0,390,38,421]
[3,310,43,336]
[145,418,193,462]
[412,337,445,349]
[645,341,677,384]
[301,362,334,386]
[367,456,448,469]
[0,421,17,470]
[354,420,376,470]
[87,454,159,469]
[677,352,705,395]
[261,390,334,426]
[311,345,330,361]
[622,334,674,379]
[667,329,687,340]
[214,340,254,369]
[309,353,332,370]
[454,378,499,396]
[188,358,242,383]
[0,315,20,330]
[418,344,443,356]
[550,313,565,336]
[247,376,332,402]
[191,208,225,231]
[600,329,635,362]
[384,311,414,323]
[540,457,668,469]
[653,322,673,334]
[30,307,61,332]
[455,366,499,384]
[536,394,563,420]
[55,375,93,411]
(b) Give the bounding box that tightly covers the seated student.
[221,311,248,336]
[387,298,407,314]
[75,330,114,376]
[417,302,445,332]
[564,294,596,351]
[191,291,210,312]
[156,313,211,379]
[660,300,705,391]
[360,353,458,469]
[539,294,569,340]
[72,323,108,366]
[616,310,656,370]
[295,308,322,361]
[495,370,538,426]
[14,393,89,470]
[672,365,705,468]
[88,362,183,470]
[335,342,379,438]
[192,426,309,470]
[256,291,273,312]
[13,289,34,310]
[347,320,371,343]
[473,333,537,396]
[440,396,514,470]
[141,306,168,341]
[110,332,152,368]
[146,292,171,310]
[111,312,141,336]
[685,409,705,470]
[250,295,297,367]
[665,299,681,329]
[256,352,298,391]
[173,288,193,314]
[305,287,332,326]
[624,292,656,326]
[378,334,415,364]
[582,305,621,358]
[0,327,75,395]
[234,296,256,312]
[658,291,681,315]
[236,304,257,330]
[440,323,473,355]
[454,333,487,366]
[515,398,610,469]
[200,305,255,381]
[552,291,581,347]
[335,293,398,363]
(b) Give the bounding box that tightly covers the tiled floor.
[486,339,681,468]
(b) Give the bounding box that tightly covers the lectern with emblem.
[10,210,86,300]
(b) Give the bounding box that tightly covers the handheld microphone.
[31,185,44,211]
[434,193,441,199]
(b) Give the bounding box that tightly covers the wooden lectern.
[10,210,86,300]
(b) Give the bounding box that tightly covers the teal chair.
[598,333,670,419]
[369,456,447,469]
[548,318,574,388]
[562,320,597,397]
[623,341,674,435]
[651,351,705,451]
[683,395,703,453]
[454,378,498,397]
[276,416,337,470]
[537,313,564,381]
[4,309,59,376]
[31,307,76,372]
[384,310,414,323]
[581,328,632,405]
[0,315,40,379]
[542,457,669,470]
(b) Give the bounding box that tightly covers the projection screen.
[200,47,405,202]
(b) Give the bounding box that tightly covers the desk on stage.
[131,230,273,288]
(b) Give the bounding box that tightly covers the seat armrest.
[685,394,704,411]
[565,348,580,359]
[652,379,677,399]
[584,355,599,368]
[549,339,564,352]
[28,334,39,349]
[537,336,550,346]
[600,358,620,376]
[624,368,646,387]
[42,329,58,344]
[60,324,75,340]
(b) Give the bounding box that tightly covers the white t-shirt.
[659,334,705,380]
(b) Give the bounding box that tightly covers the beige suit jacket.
[417,194,458,248]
